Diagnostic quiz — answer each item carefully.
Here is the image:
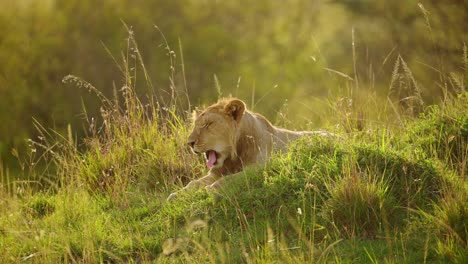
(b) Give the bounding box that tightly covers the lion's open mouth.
[205,150,218,168]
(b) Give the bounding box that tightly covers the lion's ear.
[224,99,245,122]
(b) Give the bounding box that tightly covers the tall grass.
[0,28,467,263]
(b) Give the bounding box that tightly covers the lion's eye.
[202,122,212,128]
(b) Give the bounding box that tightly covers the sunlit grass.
[0,30,467,263]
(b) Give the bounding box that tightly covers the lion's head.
[187,98,246,169]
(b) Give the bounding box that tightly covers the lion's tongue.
[206,151,217,168]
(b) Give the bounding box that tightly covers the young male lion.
[167,98,330,200]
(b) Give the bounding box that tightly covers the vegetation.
[1,0,467,262]
[2,32,467,263]
[0,0,467,159]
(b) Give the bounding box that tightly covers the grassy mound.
[405,93,468,175]
[1,18,467,260]
[149,133,455,262]
[1,81,466,262]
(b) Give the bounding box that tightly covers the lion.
[167,98,331,200]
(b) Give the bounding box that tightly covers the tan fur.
[167,98,330,200]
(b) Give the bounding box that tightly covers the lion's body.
[167,98,329,200]
[213,110,317,174]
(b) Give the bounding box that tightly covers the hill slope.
[1,93,467,263]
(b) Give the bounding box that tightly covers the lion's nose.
[187,140,195,149]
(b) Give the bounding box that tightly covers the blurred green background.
[0,0,466,166]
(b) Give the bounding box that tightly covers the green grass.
[1,35,467,263]
[1,91,466,262]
